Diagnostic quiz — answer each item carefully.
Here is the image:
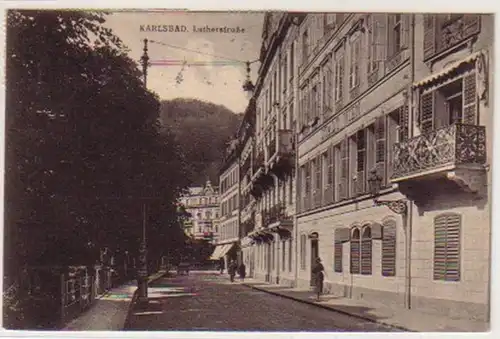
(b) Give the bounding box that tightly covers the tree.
[5,10,190,280]
[159,98,243,185]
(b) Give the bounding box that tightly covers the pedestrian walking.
[238,262,246,282]
[312,257,325,301]
[219,258,224,274]
[228,260,237,282]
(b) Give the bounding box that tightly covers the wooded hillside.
[159,98,243,186]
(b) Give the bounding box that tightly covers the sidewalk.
[63,270,167,331]
[242,278,489,332]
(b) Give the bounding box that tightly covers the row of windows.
[254,14,481,146]
[298,213,461,281]
[256,239,293,273]
[220,168,239,194]
[299,14,410,131]
[257,174,295,213]
[184,196,218,207]
[219,220,238,242]
[256,37,295,138]
[220,194,238,217]
[193,210,218,220]
[298,107,405,212]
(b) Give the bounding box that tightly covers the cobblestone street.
[124,272,401,331]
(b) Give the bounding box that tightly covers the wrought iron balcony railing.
[391,123,486,182]
[262,203,290,227]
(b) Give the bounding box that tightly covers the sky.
[104,11,265,113]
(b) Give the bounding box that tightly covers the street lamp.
[367,168,407,215]
[242,61,255,100]
[367,168,412,310]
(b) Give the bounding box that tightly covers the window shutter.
[334,241,343,272]
[423,15,436,60]
[373,14,387,62]
[401,14,410,49]
[434,214,461,282]
[399,105,409,141]
[463,73,478,125]
[349,136,358,198]
[323,151,333,206]
[375,116,387,186]
[382,220,397,277]
[327,145,335,204]
[297,166,302,213]
[361,227,373,275]
[307,161,312,210]
[350,229,360,274]
[387,14,395,58]
[327,60,334,112]
[315,155,322,208]
[356,130,366,195]
[420,92,434,134]
[337,56,345,104]
[323,62,333,114]
[339,139,348,200]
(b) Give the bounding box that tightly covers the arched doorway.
[309,232,319,287]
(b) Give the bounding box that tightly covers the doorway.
[310,235,319,287]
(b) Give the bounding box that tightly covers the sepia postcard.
[1,6,495,335]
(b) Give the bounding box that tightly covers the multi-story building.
[293,13,492,322]
[211,140,241,268]
[238,98,257,276]
[236,12,492,323]
[241,13,300,286]
[179,181,219,243]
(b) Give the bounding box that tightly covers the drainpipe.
[404,13,416,310]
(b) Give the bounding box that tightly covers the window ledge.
[297,186,398,218]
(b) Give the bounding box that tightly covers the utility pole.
[141,38,150,87]
[137,38,150,307]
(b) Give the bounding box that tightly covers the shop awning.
[218,243,235,259]
[209,245,224,260]
[412,51,481,88]
[209,243,236,260]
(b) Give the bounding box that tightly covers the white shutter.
[433,214,461,281]
[373,14,387,62]
[382,220,397,277]
[401,14,410,49]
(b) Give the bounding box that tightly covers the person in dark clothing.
[238,262,246,282]
[312,257,325,301]
[228,260,237,282]
[219,258,224,274]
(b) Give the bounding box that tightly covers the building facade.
[238,98,257,277]
[235,12,492,323]
[179,181,219,243]
[240,13,300,286]
[210,140,241,268]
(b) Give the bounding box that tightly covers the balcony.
[268,129,295,177]
[391,123,486,194]
[252,149,265,175]
[262,203,293,238]
[240,212,255,237]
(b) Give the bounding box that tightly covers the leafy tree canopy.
[5,10,190,276]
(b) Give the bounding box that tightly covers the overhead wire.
[145,39,259,86]
[148,39,260,66]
